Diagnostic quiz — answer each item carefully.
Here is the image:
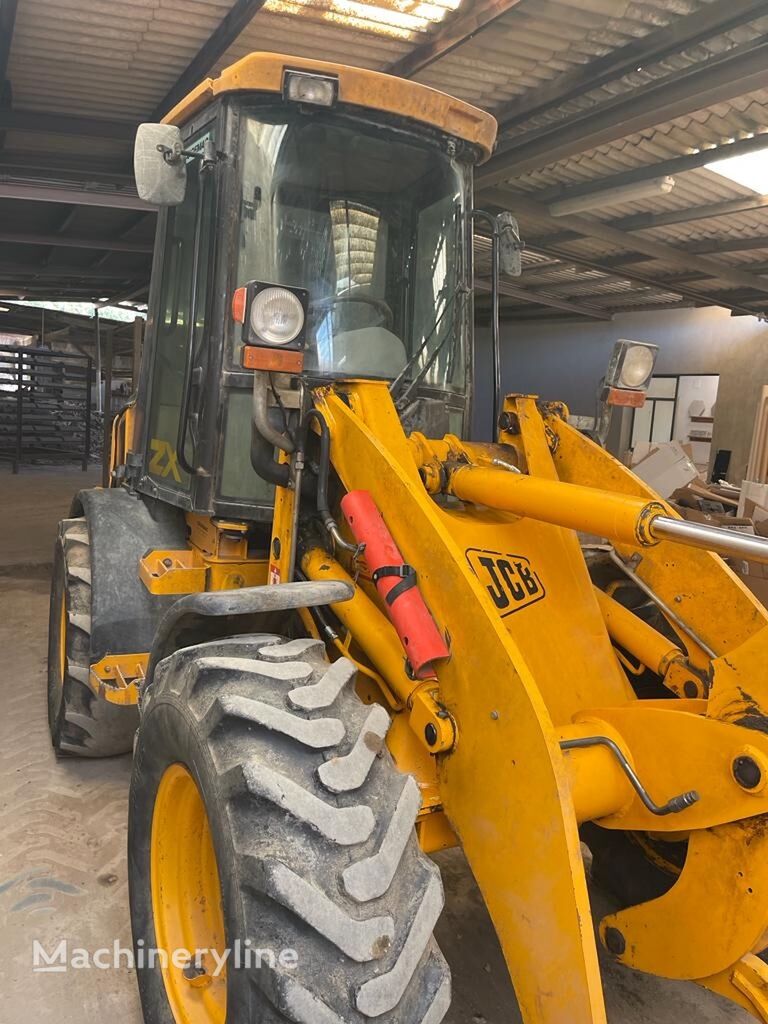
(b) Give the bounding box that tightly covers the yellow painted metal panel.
[164,51,497,160]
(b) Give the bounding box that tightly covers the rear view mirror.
[134,123,187,206]
[497,212,523,277]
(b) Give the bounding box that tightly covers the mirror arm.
[159,138,220,169]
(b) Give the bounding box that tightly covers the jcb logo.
[466,548,546,617]
[149,438,182,483]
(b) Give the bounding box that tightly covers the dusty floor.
[0,464,751,1023]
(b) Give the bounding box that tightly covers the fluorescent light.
[548,176,675,217]
[705,145,768,193]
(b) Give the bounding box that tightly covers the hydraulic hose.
[300,408,357,553]
[301,409,330,520]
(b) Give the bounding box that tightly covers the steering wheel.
[310,294,394,331]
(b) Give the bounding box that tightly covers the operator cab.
[130,54,506,521]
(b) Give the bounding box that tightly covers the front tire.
[47,517,139,756]
[129,634,450,1023]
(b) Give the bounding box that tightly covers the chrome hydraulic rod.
[651,515,768,565]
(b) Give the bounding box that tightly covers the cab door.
[139,124,216,507]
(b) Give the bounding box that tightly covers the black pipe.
[250,408,328,494]
[250,424,291,487]
[300,408,331,520]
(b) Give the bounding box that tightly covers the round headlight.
[250,287,304,346]
[620,345,655,388]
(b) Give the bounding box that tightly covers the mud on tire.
[47,517,139,756]
[129,634,451,1023]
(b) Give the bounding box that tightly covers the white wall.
[673,374,719,472]
[474,306,768,483]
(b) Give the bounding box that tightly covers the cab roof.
[163,52,498,162]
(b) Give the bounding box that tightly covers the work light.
[232,280,309,371]
[605,340,658,393]
[250,287,305,346]
[283,70,338,107]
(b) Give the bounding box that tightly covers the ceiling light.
[705,144,768,194]
[548,176,675,217]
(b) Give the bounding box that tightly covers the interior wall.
[473,306,768,483]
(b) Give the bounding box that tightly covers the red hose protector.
[341,490,449,678]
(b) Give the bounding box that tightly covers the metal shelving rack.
[0,345,92,474]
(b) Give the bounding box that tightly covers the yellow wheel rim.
[58,591,67,683]
[151,763,227,1024]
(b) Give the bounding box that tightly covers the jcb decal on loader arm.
[465,547,546,614]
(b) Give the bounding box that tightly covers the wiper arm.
[389,281,464,404]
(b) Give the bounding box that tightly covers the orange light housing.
[604,386,646,409]
[242,345,304,373]
[231,286,247,324]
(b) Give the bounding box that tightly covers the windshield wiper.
[390,282,469,410]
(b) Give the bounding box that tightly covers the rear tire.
[129,634,451,1023]
[47,517,139,756]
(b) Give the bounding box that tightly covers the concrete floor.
[0,464,751,1023]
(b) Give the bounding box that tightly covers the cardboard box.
[631,441,699,499]
[630,441,657,467]
[708,482,741,502]
[723,519,758,535]
[740,495,768,537]
[668,502,755,532]
[669,480,738,510]
[738,481,768,518]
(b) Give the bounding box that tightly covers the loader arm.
[304,380,768,1024]
[310,381,608,1024]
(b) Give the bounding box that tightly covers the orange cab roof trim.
[163,52,498,162]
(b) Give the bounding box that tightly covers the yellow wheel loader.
[47,51,768,1024]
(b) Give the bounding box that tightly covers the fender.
[70,488,187,660]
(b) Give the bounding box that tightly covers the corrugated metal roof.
[7,0,460,120]
[2,0,768,319]
[413,0,731,111]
